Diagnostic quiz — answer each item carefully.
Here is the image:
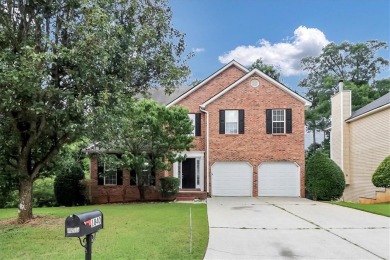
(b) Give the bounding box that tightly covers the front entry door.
[182,158,196,189]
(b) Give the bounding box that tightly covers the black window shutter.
[97,165,104,185]
[219,110,225,134]
[150,171,156,186]
[117,168,123,185]
[195,113,201,136]
[130,170,137,186]
[238,109,245,134]
[286,109,292,133]
[266,109,272,134]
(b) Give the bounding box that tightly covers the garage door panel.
[212,162,252,196]
[258,162,300,197]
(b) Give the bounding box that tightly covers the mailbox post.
[65,210,103,260]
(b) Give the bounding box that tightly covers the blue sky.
[170,0,390,94]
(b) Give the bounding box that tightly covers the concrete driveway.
[204,197,389,259]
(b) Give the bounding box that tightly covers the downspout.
[338,80,344,172]
[199,106,209,194]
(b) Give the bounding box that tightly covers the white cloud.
[218,26,330,76]
[192,47,205,53]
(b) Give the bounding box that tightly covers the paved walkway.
[204,197,390,259]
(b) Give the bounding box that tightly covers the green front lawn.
[0,203,208,259]
[331,202,390,217]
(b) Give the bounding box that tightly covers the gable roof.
[200,69,312,109]
[346,92,390,122]
[166,60,249,107]
[146,86,195,105]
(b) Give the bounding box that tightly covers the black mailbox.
[65,210,103,237]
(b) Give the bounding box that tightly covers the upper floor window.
[188,113,201,136]
[272,109,285,133]
[266,109,292,134]
[225,110,238,134]
[219,109,245,134]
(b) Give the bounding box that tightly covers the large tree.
[248,58,281,81]
[299,41,389,148]
[0,0,190,223]
[93,98,194,201]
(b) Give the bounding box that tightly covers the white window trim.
[188,113,196,136]
[272,109,286,134]
[103,163,117,185]
[173,151,205,191]
[225,110,239,134]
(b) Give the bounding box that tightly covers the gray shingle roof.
[144,86,196,105]
[348,92,390,120]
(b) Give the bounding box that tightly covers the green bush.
[160,177,180,198]
[33,177,57,207]
[54,164,86,206]
[372,155,390,188]
[306,151,345,201]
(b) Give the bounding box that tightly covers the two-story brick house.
[88,61,311,203]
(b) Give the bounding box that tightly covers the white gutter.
[346,103,390,123]
[199,106,209,193]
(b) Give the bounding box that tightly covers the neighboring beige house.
[330,81,390,202]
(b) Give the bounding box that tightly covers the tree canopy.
[93,98,194,200]
[372,155,390,188]
[299,41,389,149]
[0,0,190,223]
[248,58,281,81]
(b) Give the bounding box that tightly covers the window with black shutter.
[189,113,202,136]
[266,109,293,134]
[266,109,272,134]
[97,160,121,185]
[219,110,225,134]
[286,109,292,133]
[97,165,104,185]
[238,109,245,134]
[117,169,123,185]
[220,109,244,134]
[195,113,201,136]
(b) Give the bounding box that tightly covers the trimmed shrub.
[372,155,390,188]
[33,177,57,207]
[54,164,86,206]
[160,177,180,198]
[306,151,345,201]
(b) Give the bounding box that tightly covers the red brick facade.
[175,64,307,197]
[88,61,309,203]
[89,156,164,204]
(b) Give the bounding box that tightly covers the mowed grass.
[331,202,390,217]
[0,203,209,259]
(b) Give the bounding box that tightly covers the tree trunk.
[18,178,34,223]
[138,185,146,201]
[312,128,316,146]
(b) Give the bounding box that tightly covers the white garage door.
[258,162,300,197]
[212,162,252,196]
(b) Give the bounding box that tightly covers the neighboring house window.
[188,113,201,136]
[266,109,292,134]
[219,109,245,134]
[97,163,123,186]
